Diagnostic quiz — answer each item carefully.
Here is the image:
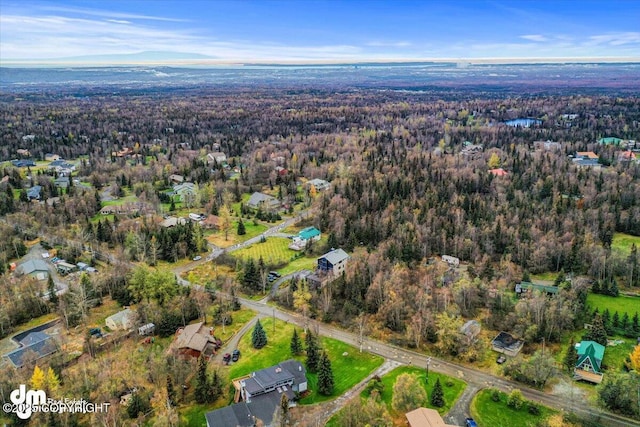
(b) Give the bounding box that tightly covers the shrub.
[507,389,524,410]
[490,389,501,402]
[528,402,541,415]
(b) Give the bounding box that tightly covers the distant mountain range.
[2,51,216,66]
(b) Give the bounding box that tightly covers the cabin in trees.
[205,360,306,427]
[489,168,508,177]
[247,192,281,211]
[307,248,349,288]
[305,178,331,192]
[406,407,458,427]
[173,182,196,201]
[598,137,624,146]
[172,322,220,359]
[289,227,321,251]
[574,340,605,384]
[515,282,559,297]
[441,255,460,267]
[534,140,561,151]
[27,185,42,200]
[45,153,60,161]
[491,331,524,357]
[207,152,227,165]
[16,259,49,281]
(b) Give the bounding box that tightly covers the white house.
[106,308,135,331]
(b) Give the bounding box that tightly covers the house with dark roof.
[54,176,70,188]
[3,331,58,368]
[491,331,524,357]
[27,185,42,200]
[574,340,605,384]
[205,360,306,427]
[11,159,36,168]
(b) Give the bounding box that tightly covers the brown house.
[172,322,220,358]
[201,215,221,230]
[406,408,458,427]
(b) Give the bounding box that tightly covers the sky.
[1,0,639,64]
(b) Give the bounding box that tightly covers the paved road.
[446,384,480,425]
[235,298,639,427]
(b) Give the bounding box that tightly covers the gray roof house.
[205,360,306,427]
[3,331,58,368]
[16,259,50,281]
[27,185,42,200]
[105,308,135,331]
[247,192,281,211]
[54,176,70,188]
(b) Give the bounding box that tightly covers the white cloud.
[366,41,412,48]
[106,19,132,25]
[520,34,547,42]
[40,5,189,22]
[588,32,640,46]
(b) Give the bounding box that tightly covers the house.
[574,340,605,384]
[275,166,288,176]
[515,282,559,296]
[405,407,458,427]
[26,185,42,200]
[491,331,524,357]
[17,147,32,154]
[289,227,321,250]
[45,153,60,161]
[305,178,331,192]
[598,137,624,146]
[3,331,58,368]
[173,183,196,201]
[534,140,562,151]
[207,152,227,165]
[16,259,50,281]
[201,215,221,230]
[575,151,599,160]
[205,360,306,427]
[573,158,602,169]
[618,150,637,162]
[172,322,219,358]
[56,261,76,275]
[54,176,70,189]
[307,248,349,288]
[247,192,281,211]
[169,174,185,184]
[106,308,136,331]
[161,216,188,228]
[460,320,481,342]
[489,168,508,177]
[441,255,460,267]
[12,159,36,168]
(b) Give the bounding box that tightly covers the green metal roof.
[299,227,321,240]
[576,341,605,373]
[598,137,623,145]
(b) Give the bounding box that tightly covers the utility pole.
[426,357,432,384]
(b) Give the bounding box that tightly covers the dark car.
[222,353,231,364]
[232,349,241,362]
[269,271,282,278]
[465,418,477,427]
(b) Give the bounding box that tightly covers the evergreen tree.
[430,378,445,408]
[237,218,246,235]
[170,198,176,211]
[210,369,222,401]
[166,375,176,407]
[584,313,608,346]
[612,311,620,329]
[252,319,268,349]
[127,393,149,419]
[305,331,320,373]
[290,328,303,355]
[633,312,640,333]
[47,274,58,306]
[242,258,260,291]
[195,356,209,404]
[317,351,334,395]
[563,338,578,372]
[279,392,290,427]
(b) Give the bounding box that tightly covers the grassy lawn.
[471,389,557,427]
[586,293,640,318]
[364,366,466,415]
[206,220,269,248]
[227,317,383,405]
[233,237,298,266]
[602,336,637,372]
[101,194,138,206]
[612,232,640,255]
[530,272,558,283]
[210,308,257,343]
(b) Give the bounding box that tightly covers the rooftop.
[320,248,349,265]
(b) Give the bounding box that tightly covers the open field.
[365,366,466,415]
[612,232,640,256]
[209,308,256,343]
[471,388,557,427]
[586,293,640,318]
[206,220,269,248]
[227,317,383,405]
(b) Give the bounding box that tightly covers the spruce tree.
[47,274,58,306]
[237,219,246,235]
[317,351,334,396]
[195,356,209,404]
[585,313,608,346]
[210,369,222,401]
[290,329,303,355]
[305,331,320,373]
[564,339,578,372]
[279,392,290,426]
[431,378,445,407]
[252,319,268,349]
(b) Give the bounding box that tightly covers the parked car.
[193,255,202,261]
[465,418,477,427]
[496,355,506,364]
[232,349,241,362]
[222,353,231,364]
[269,271,281,278]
